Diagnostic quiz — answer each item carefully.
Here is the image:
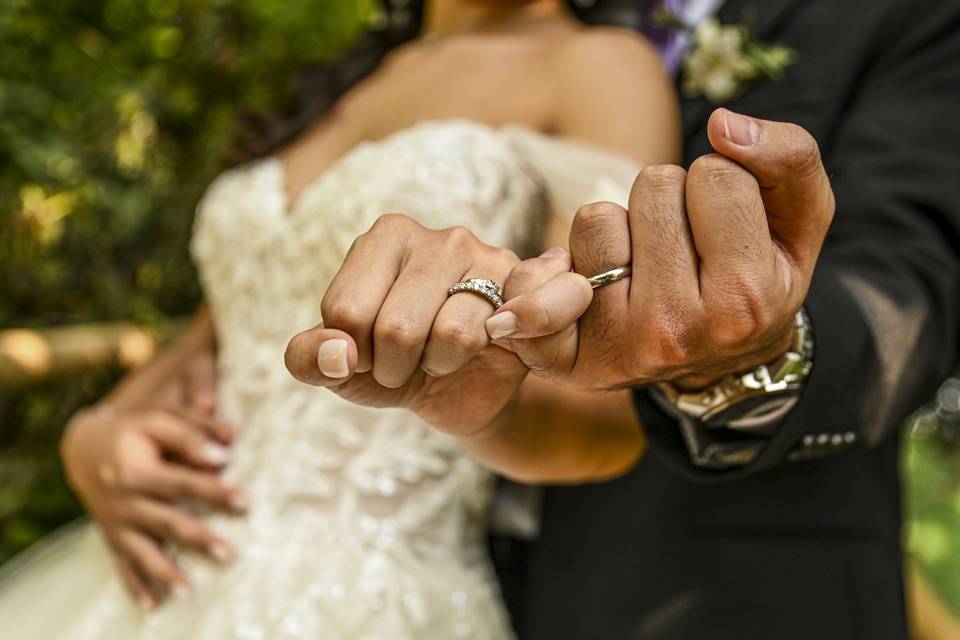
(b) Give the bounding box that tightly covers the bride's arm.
[99,306,218,411]
[61,306,247,608]
[458,30,680,484]
[459,378,644,484]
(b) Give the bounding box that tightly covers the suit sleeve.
[636,2,960,480]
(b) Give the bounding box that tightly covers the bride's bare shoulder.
[551,25,663,70]
[548,26,681,165]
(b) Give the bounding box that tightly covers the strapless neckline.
[272,118,638,217]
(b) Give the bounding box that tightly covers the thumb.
[707,108,835,268]
[285,325,358,386]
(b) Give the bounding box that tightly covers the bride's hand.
[285,214,527,435]
[61,404,247,610]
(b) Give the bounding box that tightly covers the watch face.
[705,390,800,429]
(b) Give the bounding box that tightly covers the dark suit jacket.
[497,1,960,638]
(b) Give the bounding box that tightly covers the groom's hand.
[284,215,528,435]
[492,109,835,390]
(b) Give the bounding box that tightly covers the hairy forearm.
[104,306,217,410]
[458,376,645,484]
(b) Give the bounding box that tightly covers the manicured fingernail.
[722,109,760,146]
[540,246,567,257]
[485,311,518,339]
[317,339,350,378]
[138,594,155,612]
[229,491,250,513]
[199,443,230,466]
[209,542,234,564]
[172,583,191,601]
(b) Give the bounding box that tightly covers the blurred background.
[1,0,959,626]
[0,0,378,560]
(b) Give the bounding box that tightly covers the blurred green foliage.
[0,0,378,564]
[904,429,960,613]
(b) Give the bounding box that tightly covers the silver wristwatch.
[652,309,814,433]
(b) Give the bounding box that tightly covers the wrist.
[655,309,813,431]
[672,319,797,391]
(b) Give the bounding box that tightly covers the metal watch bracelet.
[652,309,814,432]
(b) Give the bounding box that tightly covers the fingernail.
[540,246,567,257]
[485,311,518,339]
[138,594,155,612]
[172,583,191,601]
[722,109,760,146]
[317,339,350,378]
[209,542,234,564]
[199,443,230,466]
[229,491,250,513]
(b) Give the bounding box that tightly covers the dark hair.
[235,0,648,161]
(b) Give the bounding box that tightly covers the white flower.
[682,19,755,103]
[680,18,793,104]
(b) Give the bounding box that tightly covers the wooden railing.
[0,320,186,386]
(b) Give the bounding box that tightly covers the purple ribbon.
[642,0,688,74]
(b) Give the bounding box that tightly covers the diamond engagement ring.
[448,278,504,309]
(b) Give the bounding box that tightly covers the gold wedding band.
[587,266,631,290]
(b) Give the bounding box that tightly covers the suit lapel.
[680,0,808,147]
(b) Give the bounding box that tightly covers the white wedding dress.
[0,120,638,640]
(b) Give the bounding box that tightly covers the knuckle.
[503,262,539,299]
[491,246,519,267]
[434,316,487,355]
[375,316,424,350]
[507,259,538,281]
[571,202,629,269]
[635,164,687,191]
[371,212,415,234]
[782,125,823,175]
[346,232,368,254]
[441,225,477,253]
[320,295,370,331]
[572,201,623,234]
[688,154,749,187]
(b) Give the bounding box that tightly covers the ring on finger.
[447,278,504,309]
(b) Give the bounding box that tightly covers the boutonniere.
[658,11,795,104]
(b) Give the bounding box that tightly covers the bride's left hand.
[285,214,527,435]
